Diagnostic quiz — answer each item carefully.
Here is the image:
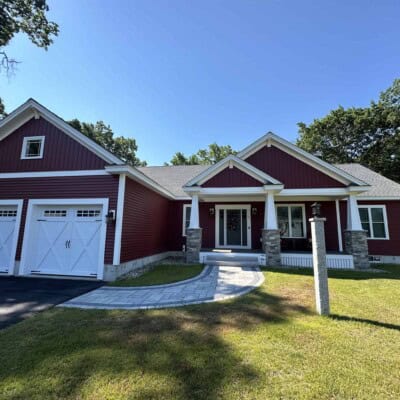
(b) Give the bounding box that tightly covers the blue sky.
[1,0,399,165]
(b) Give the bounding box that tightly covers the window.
[44,210,67,217]
[0,210,17,217]
[182,205,191,236]
[358,206,388,239]
[276,205,306,238]
[21,136,45,159]
[77,210,101,217]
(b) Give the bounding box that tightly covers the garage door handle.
[65,240,71,249]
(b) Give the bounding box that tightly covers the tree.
[168,143,237,165]
[297,79,400,182]
[68,119,147,167]
[0,0,59,114]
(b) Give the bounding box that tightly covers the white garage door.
[0,206,18,273]
[28,205,104,277]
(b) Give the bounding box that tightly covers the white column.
[347,194,362,231]
[264,192,278,230]
[189,194,200,229]
[335,199,343,252]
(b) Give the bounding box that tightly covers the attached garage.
[19,199,108,279]
[0,200,23,275]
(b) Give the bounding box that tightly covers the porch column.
[262,192,281,266]
[344,194,369,269]
[186,194,202,263]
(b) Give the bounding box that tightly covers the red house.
[1,99,399,280]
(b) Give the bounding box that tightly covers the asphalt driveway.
[0,276,103,330]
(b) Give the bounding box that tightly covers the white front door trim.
[0,199,23,275]
[19,198,109,280]
[215,204,251,249]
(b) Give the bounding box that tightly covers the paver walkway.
[61,265,264,310]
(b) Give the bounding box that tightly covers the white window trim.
[182,204,191,236]
[215,204,252,249]
[21,136,45,159]
[276,204,307,239]
[358,205,389,240]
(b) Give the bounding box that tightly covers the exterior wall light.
[209,207,215,216]
[106,210,116,224]
[311,202,321,218]
[252,207,258,216]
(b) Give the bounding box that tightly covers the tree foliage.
[168,143,237,165]
[68,119,147,167]
[297,79,400,182]
[0,0,59,116]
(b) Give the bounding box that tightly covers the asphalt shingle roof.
[138,163,400,199]
[335,163,400,198]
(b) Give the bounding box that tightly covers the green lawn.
[1,265,400,400]
[109,264,204,287]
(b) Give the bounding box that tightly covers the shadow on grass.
[265,264,400,281]
[330,314,400,332]
[0,288,311,400]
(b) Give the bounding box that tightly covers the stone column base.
[262,229,281,266]
[186,228,202,263]
[344,230,369,269]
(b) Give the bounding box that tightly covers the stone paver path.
[61,265,264,310]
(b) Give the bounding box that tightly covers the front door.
[216,205,251,249]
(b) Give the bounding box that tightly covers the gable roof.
[237,132,368,187]
[335,164,400,198]
[184,155,283,188]
[0,98,124,165]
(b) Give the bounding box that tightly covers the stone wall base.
[344,230,369,269]
[186,228,202,263]
[104,251,181,281]
[262,229,281,266]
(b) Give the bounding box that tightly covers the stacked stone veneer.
[186,228,202,263]
[262,229,281,266]
[344,230,369,269]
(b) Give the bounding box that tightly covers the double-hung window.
[358,206,389,239]
[182,204,191,236]
[276,205,306,238]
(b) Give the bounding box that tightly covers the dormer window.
[21,136,45,159]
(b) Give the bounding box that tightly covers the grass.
[0,264,399,399]
[109,263,204,287]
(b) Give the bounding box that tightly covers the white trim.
[105,165,175,200]
[215,204,252,249]
[184,155,282,187]
[276,204,307,239]
[0,99,123,165]
[335,199,343,252]
[0,199,23,275]
[356,196,400,201]
[19,198,109,280]
[20,135,45,159]
[279,187,369,196]
[358,204,389,240]
[237,132,369,187]
[182,204,191,236]
[0,169,109,179]
[113,174,126,265]
[185,186,284,196]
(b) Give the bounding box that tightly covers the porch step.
[200,252,263,266]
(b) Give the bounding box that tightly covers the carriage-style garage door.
[0,206,19,274]
[23,204,106,278]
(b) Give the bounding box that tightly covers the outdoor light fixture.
[106,210,116,224]
[311,202,321,218]
[252,207,258,216]
[209,207,215,216]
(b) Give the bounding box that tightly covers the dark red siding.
[245,145,346,188]
[0,117,107,172]
[202,166,262,187]
[120,178,170,262]
[351,200,400,256]
[0,175,119,263]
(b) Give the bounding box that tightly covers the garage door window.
[44,210,67,217]
[77,210,101,217]
[0,210,17,217]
